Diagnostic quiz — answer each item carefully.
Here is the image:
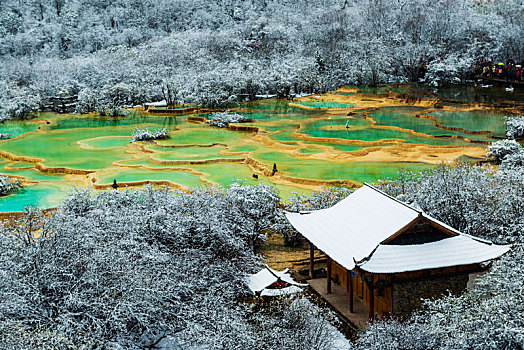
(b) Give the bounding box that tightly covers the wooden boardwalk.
[308,278,369,330]
[476,76,524,87]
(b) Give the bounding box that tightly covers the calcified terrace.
[0,84,520,211]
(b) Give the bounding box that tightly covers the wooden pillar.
[309,243,314,279]
[368,276,374,321]
[326,257,332,294]
[348,270,354,313]
[390,276,395,316]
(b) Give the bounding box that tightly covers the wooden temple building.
[285,184,510,321]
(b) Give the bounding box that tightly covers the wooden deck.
[307,278,369,330]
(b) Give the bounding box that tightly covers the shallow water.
[428,110,507,138]
[0,119,44,137]
[0,85,511,211]
[293,101,356,108]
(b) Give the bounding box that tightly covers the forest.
[1,0,523,119]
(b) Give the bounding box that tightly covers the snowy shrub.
[0,185,347,349]
[0,82,40,121]
[0,133,11,139]
[487,139,523,164]
[501,151,524,168]
[0,175,21,196]
[284,186,354,212]
[424,53,475,86]
[208,111,252,128]
[96,103,129,117]
[225,183,280,252]
[75,88,98,114]
[357,318,438,350]
[253,296,350,350]
[131,127,169,142]
[505,115,524,139]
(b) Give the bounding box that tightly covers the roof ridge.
[265,265,285,280]
[354,244,380,267]
[363,182,422,213]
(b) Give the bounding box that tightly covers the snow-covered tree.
[208,111,252,128]
[487,139,523,164]
[505,115,524,139]
[131,127,169,142]
[0,175,21,196]
[0,0,521,115]
[0,185,348,349]
[0,82,40,121]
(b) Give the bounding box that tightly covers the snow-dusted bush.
[131,127,169,142]
[225,183,280,252]
[284,186,354,212]
[208,111,252,128]
[253,296,350,350]
[505,115,524,139]
[0,133,11,140]
[0,175,21,196]
[487,139,523,164]
[75,88,98,114]
[424,53,476,86]
[501,151,524,168]
[0,82,40,121]
[0,185,348,349]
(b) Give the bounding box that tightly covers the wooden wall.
[372,274,393,317]
[331,261,393,317]
[330,260,483,318]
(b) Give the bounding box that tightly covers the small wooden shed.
[285,184,510,319]
[247,266,307,297]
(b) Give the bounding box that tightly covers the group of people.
[478,59,524,82]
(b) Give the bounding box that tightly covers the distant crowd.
[477,59,524,82]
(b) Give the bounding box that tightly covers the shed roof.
[247,267,280,293]
[285,184,510,272]
[246,266,306,294]
[260,286,304,297]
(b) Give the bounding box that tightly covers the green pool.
[0,87,507,211]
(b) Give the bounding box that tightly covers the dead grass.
[260,233,326,276]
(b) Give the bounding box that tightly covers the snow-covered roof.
[144,100,167,107]
[247,267,279,293]
[285,184,510,273]
[286,184,421,270]
[246,266,306,295]
[260,286,304,297]
[358,235,511,273]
